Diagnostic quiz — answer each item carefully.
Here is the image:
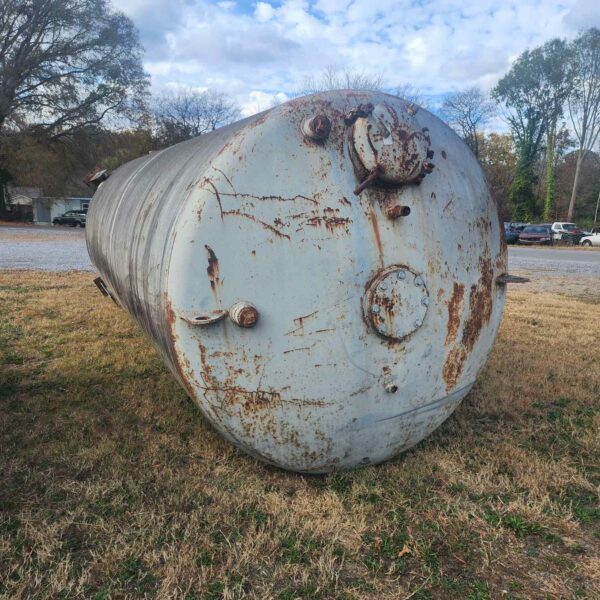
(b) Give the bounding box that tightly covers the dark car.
[52,210,87,227]
[519,224,553,245]
[503,222,520,244]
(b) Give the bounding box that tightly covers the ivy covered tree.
[493,39,570,221]
[567,28,600,221]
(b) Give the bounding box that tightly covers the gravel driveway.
[0,224,94,271]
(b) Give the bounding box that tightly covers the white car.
[580,233,600,247]
[551,222,581,240]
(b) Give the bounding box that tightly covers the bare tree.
[298,66,384,96]
[0,0,148,138]
[441,87,495,158]
[567,28,600,221]
[393,84,430,109]
[153,89,239,146]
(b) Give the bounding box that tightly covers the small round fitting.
[302,114,332,141]
[229,302,259,328]
[385,204,411,219]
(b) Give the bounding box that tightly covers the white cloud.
[240,91,290,116]
[254,2,275,22]
[563,0,600,30]
[112,0,585,116]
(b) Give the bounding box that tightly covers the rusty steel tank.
[86,90,511,473]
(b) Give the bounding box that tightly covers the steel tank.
[86,90,509,473]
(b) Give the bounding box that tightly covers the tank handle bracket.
[93,277,119,306]
[180,311,228,326]
[496,274,530,285]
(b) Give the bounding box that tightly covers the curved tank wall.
[87,90,507,473]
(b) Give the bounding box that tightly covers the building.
[3,185,42,221]
[32,196,92,225]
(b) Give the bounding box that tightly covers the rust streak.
[217,191,317,205]
[461,257,494,352]
[205,245,220,292]
[203,179,224,220]
[442,347,466,392]
[212,166,235,192]
[222,210,291,240]
[366,204,384,267]
[294,310,318,325]
[283,346,312,354]
[445,283,465,345]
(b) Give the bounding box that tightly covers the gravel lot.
[0,224,94,271]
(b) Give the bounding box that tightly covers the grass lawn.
[1,271,599,599]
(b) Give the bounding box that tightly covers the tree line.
[1,0,598,227]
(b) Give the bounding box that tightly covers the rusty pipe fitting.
[385,204,411,219]
[302,114,332,141]
[229,302,259,328]
[354,164,384,195]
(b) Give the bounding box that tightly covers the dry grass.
[1,271,599,600]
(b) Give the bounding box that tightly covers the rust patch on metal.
[198,342,214,381]
[442,347,466,391]
[300,207,352,235]
[205,245,220,292]
[442,256,494,391]
[461,257,494,352]
[164,295,196,398]
[445,283,465,345]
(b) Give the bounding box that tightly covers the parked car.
[510,222,530,231]
[580,232,600,247]
[503,222,520,244]
[52,210,87,227]
[551,222,584,240]
[519,224,554,245]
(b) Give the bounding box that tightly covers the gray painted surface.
[86,91,506,472]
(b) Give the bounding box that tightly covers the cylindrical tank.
[87,90,507,473]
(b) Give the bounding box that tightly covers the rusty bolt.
[397,270,406,280]
[229,302,259,328]
[385,204,411,219]
[302,114,332,141]
[371,304,381,314]
[385,383,398,394]
[422,161,435,174]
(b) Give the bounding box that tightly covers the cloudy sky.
[114,0,600,116]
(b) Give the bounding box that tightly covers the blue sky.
[113,0,600,116]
